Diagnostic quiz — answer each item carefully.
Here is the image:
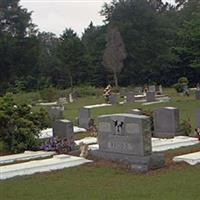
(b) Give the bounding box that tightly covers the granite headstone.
[153,107,180,138]
[92,113,164,172]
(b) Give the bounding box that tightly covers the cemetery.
[0,0,200,199]
[0,86,200,200]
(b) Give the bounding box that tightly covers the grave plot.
[173,151,200,165]
[91,113,165,172]
[0,155,92,180]
[0,151,56,165]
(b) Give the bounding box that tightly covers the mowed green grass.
[0,164,200,200]
[60,88,200,130]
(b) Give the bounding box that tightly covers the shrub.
[0,94,50,153]
[178,77,189,85]
[174,83,183,93]
[39,87,60,102]
[179,119,192,136]
[68,85,102,97]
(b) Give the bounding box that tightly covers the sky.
[20,0,174,36]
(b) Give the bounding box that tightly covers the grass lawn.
[0,159,200,200]
[0,88,200,200]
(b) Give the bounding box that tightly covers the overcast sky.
[20,0,174,36]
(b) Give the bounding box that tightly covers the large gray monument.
[153,107,180,138]
[78,107,91,129]
[196,109,200,128]
[92,113,164,172]
[53,119,74,140]
[146,91,156,102]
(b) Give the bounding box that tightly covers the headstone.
[146,91,156,102]
[53,119,74,141]
[134,87,143,95]
[109,94,117,104]
[78,107,91,129]
[92,113,164,172]
[196,90,200,100]
[156,85,163,94]
[58,97,67,105]
[153,107,180,138]
[196,109,200,128]
[129,109,142,115]
[149,85,156,92]
[126,92,135,103]
[120,88,127,97]
[48,106,64,121]
[159,85,163,94]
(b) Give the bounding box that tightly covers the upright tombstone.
[156,85,163,94]
[196,90,200,100]
[92,114,164,172]
[196,109,200,128]
[146,91,156,102]
[153,107,180,138]
[78,107,91,129]
[48,106,64,122]
[149,85,156,92]
[109,94,117,104]
[58,97,67,106]
[120,88,127,97]
[134,87,143,95]
[53,119,74,140]
[126,92,135,103]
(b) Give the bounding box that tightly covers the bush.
[68,85,102,97]
[39,87,60,102]
[174,83,183,93]
[174,77,189,93]
[178,77,189,85]
[180,119,192,136]
[0,94,50,153]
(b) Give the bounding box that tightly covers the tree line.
[0,0,199,94]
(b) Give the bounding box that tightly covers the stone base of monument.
[153,131,182,139]
[91,150,164,172]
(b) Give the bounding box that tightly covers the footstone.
[196,90,200,100]
[129,109,142,115]
[78,107,91,129]
[126,92,135,103]
[196,109,200,128]
[91,113,164,172]
[153,107,180,138]
[53,119,74,141]
[146,91,156,102]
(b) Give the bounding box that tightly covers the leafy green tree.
[82,22,109,86]
[58,29,89,91]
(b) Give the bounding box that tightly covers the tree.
[58,29,89,91]
[103,25,126,88]
[82,22,108,86]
